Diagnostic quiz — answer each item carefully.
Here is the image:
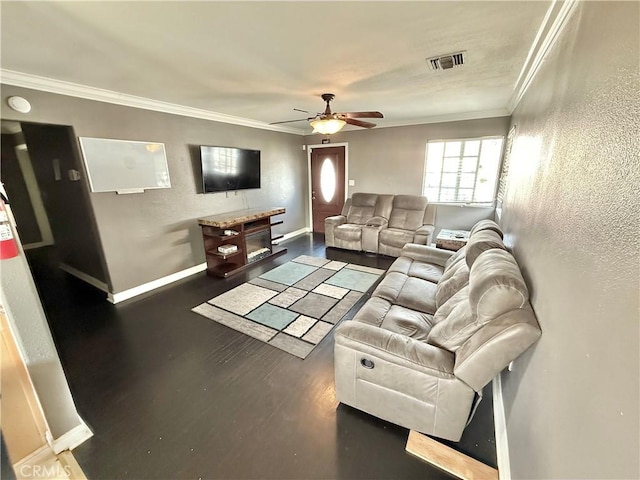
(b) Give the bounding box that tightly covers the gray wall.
[1,85,307,293]
[499,2,639,478]
[1,242,84,440]
[305,117,510,233]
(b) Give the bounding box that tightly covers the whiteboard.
[79,137,171,193]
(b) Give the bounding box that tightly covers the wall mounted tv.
[200,146,261,193]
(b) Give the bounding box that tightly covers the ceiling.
[1,1,551,134]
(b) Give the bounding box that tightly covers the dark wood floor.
[26,234,496,480]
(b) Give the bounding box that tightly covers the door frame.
[306,142,349,231]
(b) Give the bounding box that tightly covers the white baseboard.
[59,263,109,292]
[272,227,311,244]
[107,262,207,304]
[13,444,57,474]
[49,418,93,454]
[13,422,92,475]
[493,374,511,480]
[107,228,311,304]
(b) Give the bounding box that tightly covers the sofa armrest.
[454,307,542,392]
[414,224,435,245]
[325,215,347,226]
[334,321,455,378]
[362,216,388,252]
[362,224,386,253]
[325,215,346,247]
[399,243,454,267]
[365,216,389,227]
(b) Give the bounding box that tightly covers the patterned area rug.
[192,255,385,359]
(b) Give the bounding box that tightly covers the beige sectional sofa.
[325,193,436,256]
[333,220,541,441]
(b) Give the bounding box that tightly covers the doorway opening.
[0,120,110,296]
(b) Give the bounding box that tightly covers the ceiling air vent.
[427,51,465,71]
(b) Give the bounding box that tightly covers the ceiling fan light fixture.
[309,117,346,135]
[272,93,380,131]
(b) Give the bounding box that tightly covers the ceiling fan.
[270,93,383,134]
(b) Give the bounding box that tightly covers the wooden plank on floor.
[57,451,87,480]
[406,430,499,480]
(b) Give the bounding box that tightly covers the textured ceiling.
[1,1,551,132]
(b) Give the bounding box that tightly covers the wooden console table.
[198,207,286,278]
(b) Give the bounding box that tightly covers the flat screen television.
[200,146,261,193]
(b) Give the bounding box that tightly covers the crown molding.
[0,69,306,136]
[508,0,580,113]
[373,108,511,130]
[304,108,511,137]
[2,69,510,135]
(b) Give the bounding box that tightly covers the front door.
[310,146,345,233]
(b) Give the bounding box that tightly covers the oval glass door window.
[320,158,336,202]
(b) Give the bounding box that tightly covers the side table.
[436,229,470,251]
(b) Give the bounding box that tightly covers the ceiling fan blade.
[343,111,384,119]
[269,118,310,125]
[293,108,309,113]
[345,118,377,128]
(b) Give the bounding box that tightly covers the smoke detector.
[7,96,31,113]
[427,51,465,70]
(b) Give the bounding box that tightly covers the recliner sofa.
[325,193,436,256]
[333,220,541,441]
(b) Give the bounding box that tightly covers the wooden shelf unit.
[198,207,286,278]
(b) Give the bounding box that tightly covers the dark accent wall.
[1,133,42,244]
[1,85,307,293]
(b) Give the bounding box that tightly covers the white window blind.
[422,136,504,205]
[496,126,516,204]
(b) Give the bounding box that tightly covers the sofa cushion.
[469,249,529,324]
[435,260,470,308]
[428,249,530,352]
[373,272,437,314]
[447,251,468,272]
[351,296,393,327]
[381,305,434,341]
[373,194,394,219]
[388,195,428,230]
[334,224,364,242]
[388,256,444,283]
[352,296,435,341]
[444,245,467,270]
[352,296,435,338]
[427,286,476,352]
[465,230,506,268]
[469,219,504,239]
[379,228,415,248]
[346,193,378,225]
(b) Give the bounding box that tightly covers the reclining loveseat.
[325,193,436,256]
[333,220,541,441]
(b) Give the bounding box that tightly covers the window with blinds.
[496,126,517,205]
[422,136,504,205]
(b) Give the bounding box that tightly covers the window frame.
[422,135,505,207]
